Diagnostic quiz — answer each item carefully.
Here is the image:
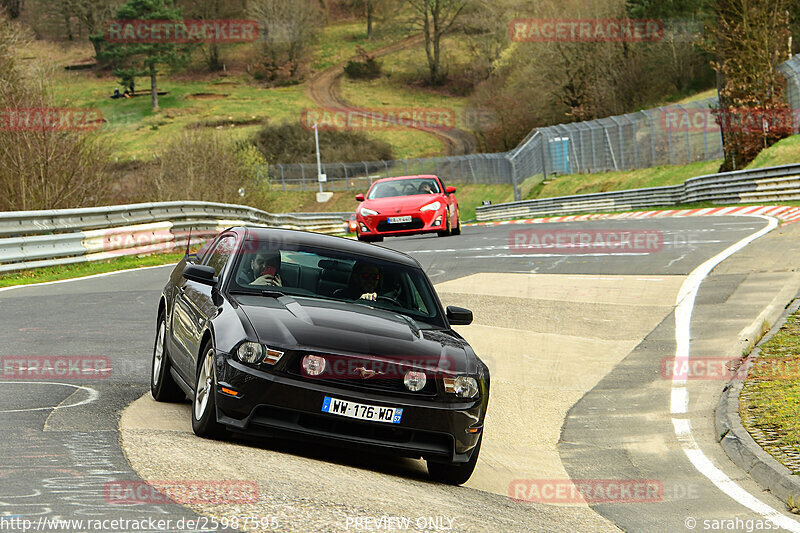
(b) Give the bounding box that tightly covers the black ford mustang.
[152,226,489,484]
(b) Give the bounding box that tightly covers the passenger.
[419,182,434,194]
[239,251,282,287]
[334,261,381,301]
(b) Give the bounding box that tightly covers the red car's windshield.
[367,179,441,199]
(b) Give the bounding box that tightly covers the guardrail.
[475,163,800,221]
[0,201,350,274]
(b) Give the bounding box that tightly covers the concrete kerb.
[715,296,800,510]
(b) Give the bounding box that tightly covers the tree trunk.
[366,1,373,40]
[150,65,159,111]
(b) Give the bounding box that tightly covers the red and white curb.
[467,205,800,227]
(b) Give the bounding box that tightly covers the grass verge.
[0,252,185,288]
[740,311,800,471]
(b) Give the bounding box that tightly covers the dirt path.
[306,34,477,156]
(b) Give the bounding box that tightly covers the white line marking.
[0,382,99,413]
[670,214,800,531]
[0,264,175,294]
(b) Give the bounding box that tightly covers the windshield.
[367,178,441,199]
[230,239,444,327]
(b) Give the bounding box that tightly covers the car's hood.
[362,194,443,213]
[234,294,471,373]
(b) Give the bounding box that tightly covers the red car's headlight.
[419,201,441,212]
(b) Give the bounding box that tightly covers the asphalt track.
[1,215,800,532]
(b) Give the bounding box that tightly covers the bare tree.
[178,0,247,70]
[704,0,792,170]
[0,14,111,210]
[248,0,323,79]
[405,0,468,85]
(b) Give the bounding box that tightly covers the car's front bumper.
[357,208,448,237]
[215,357,483,463]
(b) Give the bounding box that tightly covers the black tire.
[437,215,452,237]
[451,212,461,236]
[426,434,482,485]
[151,313,185,402]
[191,341,228,439]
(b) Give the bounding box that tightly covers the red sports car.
[355,175,461,242]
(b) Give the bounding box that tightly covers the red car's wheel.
[437,214,452,237]
[451,210,461,236]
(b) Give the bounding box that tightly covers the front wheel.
[437,215,452,237]
[450,212,461,236]
[191,343,228,439]
[426,434,482,485]
[151,313,184,402]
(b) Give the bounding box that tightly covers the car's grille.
[376,218,424,232]
[287,354,437,396]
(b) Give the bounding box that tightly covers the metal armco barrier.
[0,201,350,274]
[476,163,800,221]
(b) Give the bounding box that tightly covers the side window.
[204,235,236,277]
[438,178,447,193]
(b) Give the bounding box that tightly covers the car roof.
[370,175,440,185]
[233,226,420,268]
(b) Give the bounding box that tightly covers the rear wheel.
[151,313,184,402]
[427,434,482,485]
[191,342,228,439]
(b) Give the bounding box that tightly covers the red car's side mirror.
[445,186,457,194]
[355,194,365,202]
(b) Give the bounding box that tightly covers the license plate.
[321,396,403,424]
[387,216,412,224]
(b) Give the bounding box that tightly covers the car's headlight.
[404,371,427,392]
[443,376,479,398]
[237,342,264,364]
[360,207,379,216]
[420,201,441,212]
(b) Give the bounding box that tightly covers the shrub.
[0,15,112,211]
[343,45,382,80]
[139,130,270,205]
[252,122,394,165]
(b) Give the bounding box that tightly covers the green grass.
[748,135,800,168]
[312,21,412,71]
[741,314,800,468]
[0,252,186,288]
[527,160,723,200]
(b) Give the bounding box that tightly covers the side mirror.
[446,305,473,326]
[183,264,217,286]
[445,186,457,195]
[355,193,365,202]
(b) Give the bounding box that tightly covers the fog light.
[433,216,442,226]
[404,371,427,392]
[302,355,326,376]
[237,342,264,364]
[359,223,368,232]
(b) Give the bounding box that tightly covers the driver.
[239,251,282,287]
[334,261,381,301]
[419,182,434,194]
